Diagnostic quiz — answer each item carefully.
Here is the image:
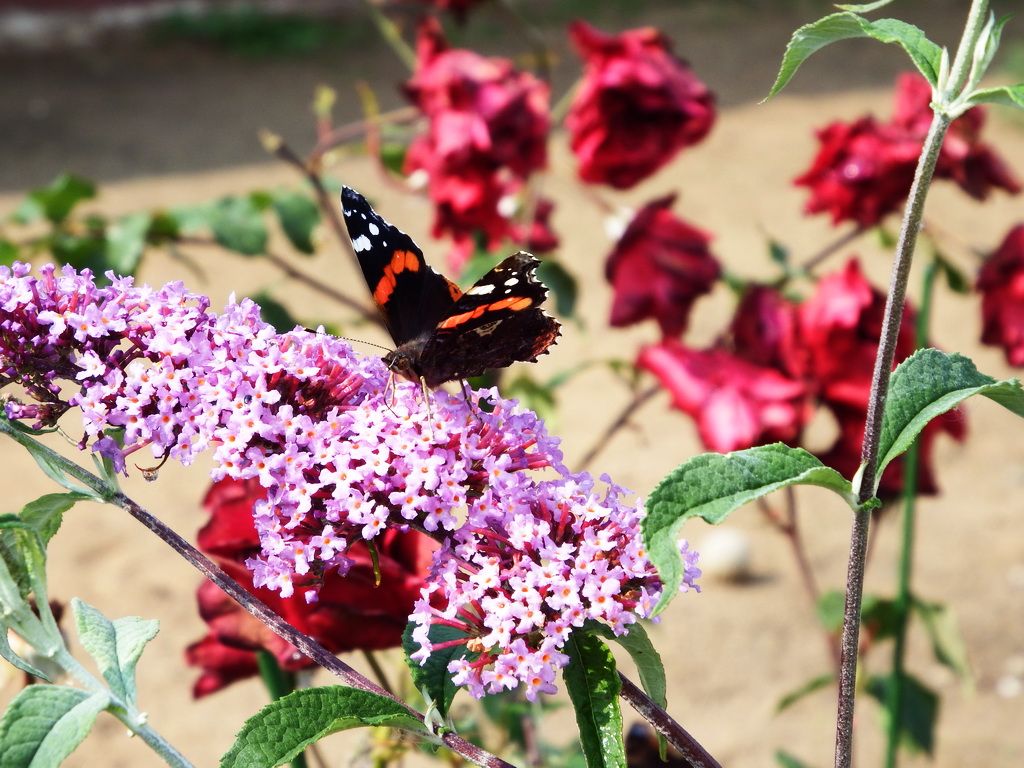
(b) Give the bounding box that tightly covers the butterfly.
[340,186,560,389]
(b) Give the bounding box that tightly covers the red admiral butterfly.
[341,186,561,388]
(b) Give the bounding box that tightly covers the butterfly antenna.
[338,337,395,354]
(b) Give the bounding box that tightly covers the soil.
[1,1,1023,767]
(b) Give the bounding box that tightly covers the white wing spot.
[361,213,367,219]
[504,277,519,286]
[352,235,371,252]
[368,223,380,236]
[467,284,495,296]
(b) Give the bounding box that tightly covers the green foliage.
[835,1,897,11]
[11,175,96,225]
[0,240,18,266]
[72,599,159,710]
[586,623,666,713]
[912,598,971,682]
[872,349,1024,494]
[221,687,426,768]
[645,444,856,614]
[154,9,349,57]
[815,589,845,632]
[271,191,320,255]
[775,750,815,768]
[19,493,92,545]
[104,213,152,274]
[402,621,477,719]
[251,292,301,333]
[767,12,943,99]
[2,420,103,500]
[866,673,938,754]
[966,83,1024,109]
[563,633,625,768]
[537,259,578,319]
[0,686,109,768]
[776,673,835,713]
[210,196,268,256]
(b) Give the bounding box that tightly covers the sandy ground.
[1,1,1023,766]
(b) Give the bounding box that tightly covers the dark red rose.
[566,21,715,190]
[606,194,720,337]
[510,196,559,254]
[730,285,805,377]
[795,116,921,227]
[638,340,808,453]
[797,73,1019,227]
[404,18,549,268]
[186,479,434,697]
[890,73,1021,200]
[978,224,1024,366]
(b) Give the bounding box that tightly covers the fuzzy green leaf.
[271,191,319,255]
[71,599,158,709]
[221,686,425,768]
[19,493,92,545]
[645,444,855,614]
[210,196,267,256]
[104,213,151,275]
[563,633,625,768]
[866,673,938,755]
[401,620,476,718]
[0,686,109,768]
[767,12,942,99]
[873,349,1024,493]
[835,0,896,11]
[966,84,1024,110]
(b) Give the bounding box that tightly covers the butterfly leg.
[382,370,399,419]
[460,379,483,424]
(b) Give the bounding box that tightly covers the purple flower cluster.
[0,262,700,700]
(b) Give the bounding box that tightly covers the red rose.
[510,196,559,255]
[606,194,720,337]
[978,224,1024,366]
[404,18,550,268]
[186,479,434,697]
[797,73,1019,227]
[729,285,805,377]
[566,21,715,190]
[638,340,808,453]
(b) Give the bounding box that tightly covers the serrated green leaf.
[835,0,896,11]
[401,620,476,718]
[210,196,267,256]
[537,259,577,318]
[0,240,18,266]
[250,291,299,333]
[563,633,625,768]
[874,349,1024,493]
[767,13,942,99]
[966,84,1024,109]
[775,750,815,768]
[645,444,855,615]
[19,493,92,545]
[776,673,835,713]
[912,598,971,681]
[104,213,151,275]
[0,686,108,768]
[271,191,319,255]
[866,673,938,754]
[72,599,158,708]
[220,686,426,768]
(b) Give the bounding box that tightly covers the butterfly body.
[341,187,560,387]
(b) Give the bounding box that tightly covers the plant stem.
[883,258,938,768]
[362,650,394,697]
[364,0,417,71]
[618,674,722,768]
[577,383,660,470]
[799,226,866,275]
[834,2,990,764]
[0,421,515,768]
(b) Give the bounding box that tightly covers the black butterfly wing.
[341,186,462,346]
[418,252,561,386]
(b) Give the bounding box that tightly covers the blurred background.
[1,1,1023,766]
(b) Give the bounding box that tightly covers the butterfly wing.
[341,186,462,346]
[418,252,561,386]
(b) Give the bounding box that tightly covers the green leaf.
[866,673,938,755]
[168,204,216,235]
[912,598,971,681]
[19,493,92,545]
[0,626,50,681]
[775,750,815,768]
[0,240,18,266]
[72,598,158,709]
[769,241,790,267]
[380,143,408,176]
[933,253,970,295]
[504,374,558,424]
[645,444,855,614]
[14,174,96,225]
[250,291,300,333]
[401,620,476,718]
[835,0,896,11]
[271,191,320,255]
[104,213,151,275]
[537,259,577,318]
[966,84,1024,110]
[221,686,426,768]
[210,196,267,256]
[0,685,109,768]
[776,673,835,712]
[873,349,1024,494]
[49,232,106,274]
[0,515,48,604]
[815,590,845,632]
[8,425,99,499]
[766,13,942,99]
[459,250,503,287]
[860,594,900,640]
[563,633,625,768]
